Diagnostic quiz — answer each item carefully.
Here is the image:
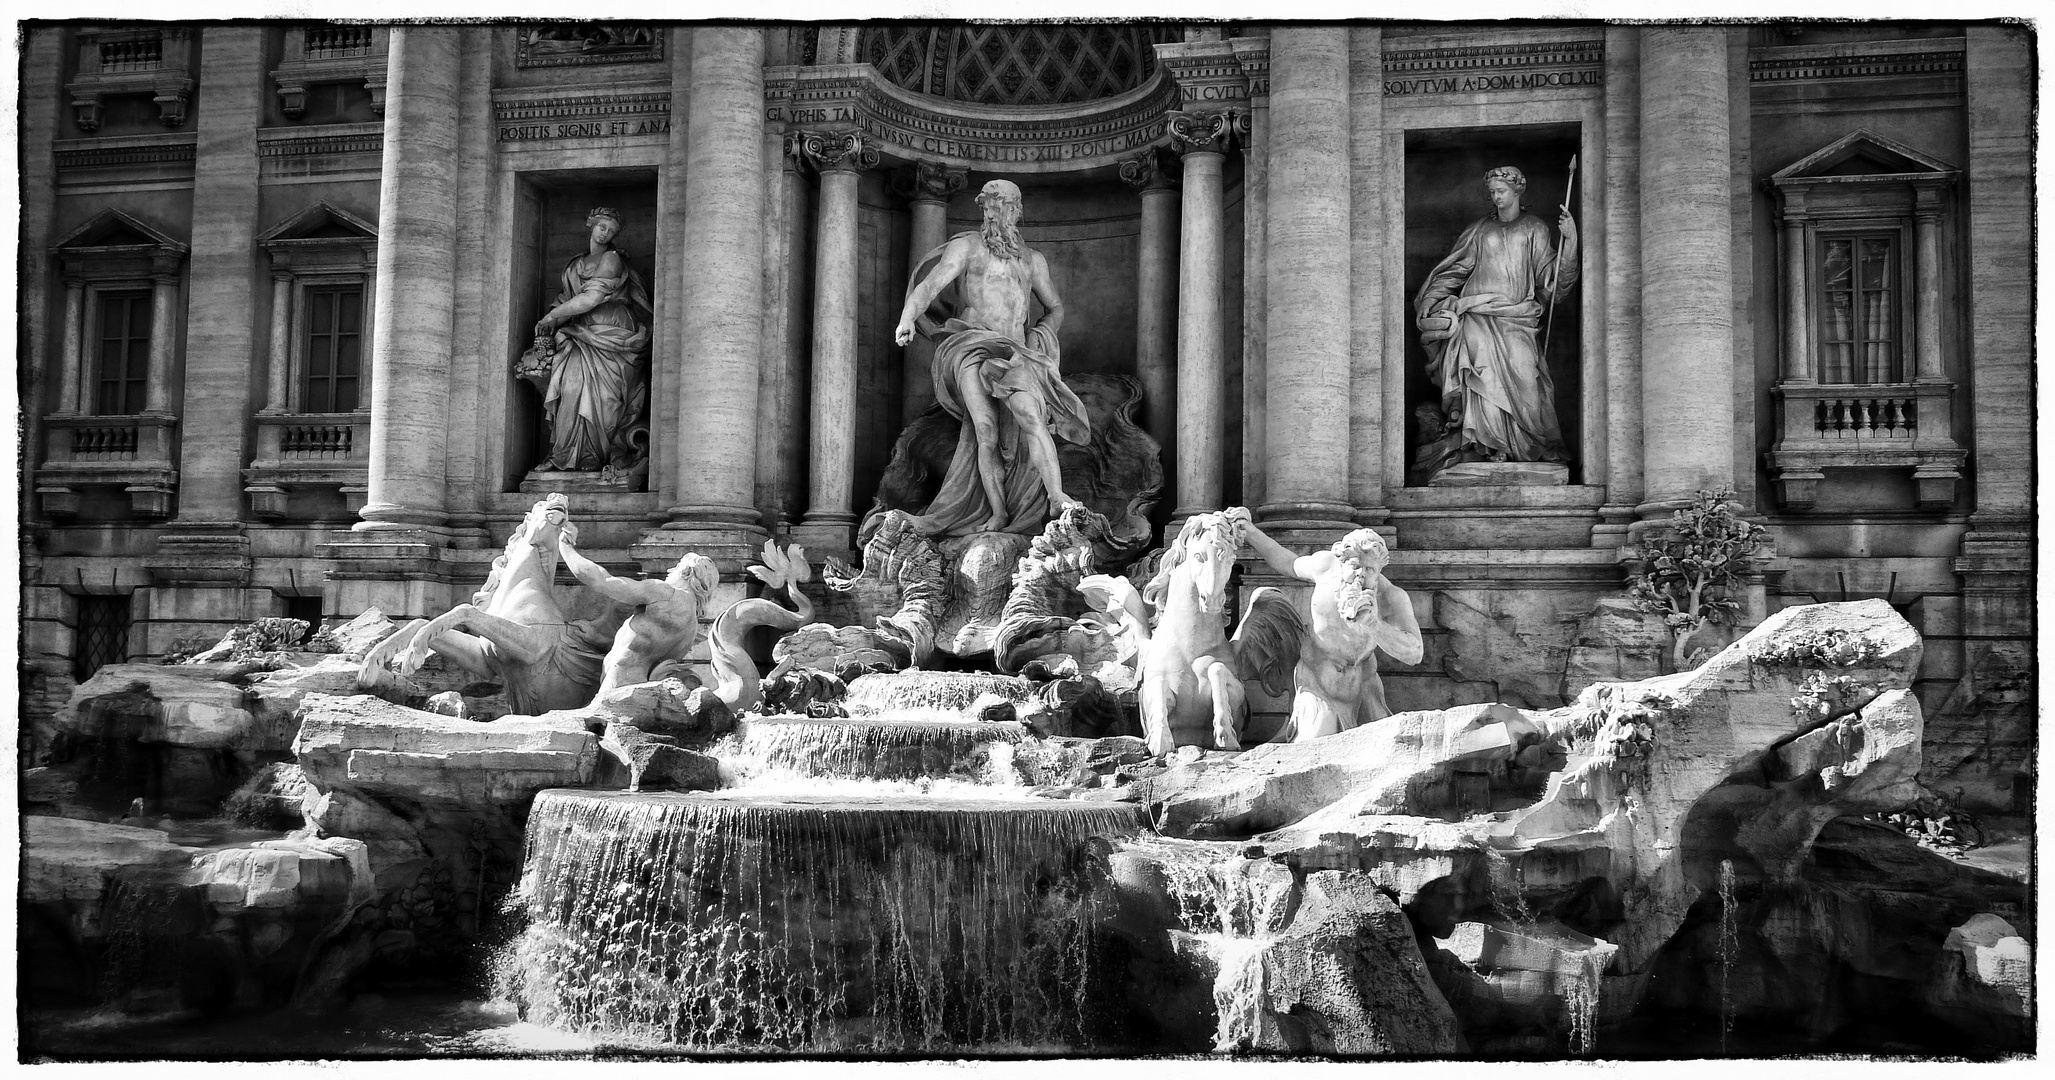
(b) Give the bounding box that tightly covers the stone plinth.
[1427,462,1571,488]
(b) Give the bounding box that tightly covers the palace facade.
[14,22,2035,811]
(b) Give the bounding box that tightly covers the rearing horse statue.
[1079,511,1301,756]
[357,493,617,715]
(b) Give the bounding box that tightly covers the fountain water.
[723,715,1028,784]
[1717,858,1737,1053]
[500,788,1142,1053]
[1132,838,1296,1053]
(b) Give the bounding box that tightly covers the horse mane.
[1142,513,1231,611]
[474,496,569,606]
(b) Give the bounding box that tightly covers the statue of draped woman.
[517,206,653,475]
[1413,166,1579,476]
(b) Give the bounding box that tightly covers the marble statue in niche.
[516,206,653,485]
[891,178,1090,537]
[1411,165,1579,486]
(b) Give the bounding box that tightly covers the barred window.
[74,594,131,681]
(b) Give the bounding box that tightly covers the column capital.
[892,160,969,204]
[797,130,880,174]
[1167,108,1247,157]
[1119,147,1180,193]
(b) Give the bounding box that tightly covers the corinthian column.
[358,26,461,532]
[1168,108,1243,524]
[896,161,967,423]
[1259,27,1354,537]
[1120,149,1179,477]
[795,132,878,554]
[1636,27,1733,518]
[659,27,769,555]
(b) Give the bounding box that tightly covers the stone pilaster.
[1595,25,1644,549]
[144,274,181,415]
[1167,107,1244,524]
[56,280,85,415]
[895,161,967,424]
[1258,28,1354,539]
[1955,25,2033,634]
[1230,36,1271,512]
[794,131,879,556]
[1635,28,1733,521]
[152,25,265,596]
[357,26,460,536]
[1345,27,1387,527]
[21,25,63,517]
[1120,149,1179,482]
[644,26,770,565]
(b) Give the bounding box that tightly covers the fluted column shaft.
[1260,28,1354,530]
[1637,28,1734,514]
[264,273,292,412]
[1913,208,1944,381]
[669,27,767,531]
[57,281,84,414]
[1172,147,1226,521]
[146,275,180,414]
[1780,216,1812,383]
[804,162,862,537]
[904,194,950,421]
[1136,180,1180,469]
[359,26,460,530]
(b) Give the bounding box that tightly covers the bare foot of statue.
[981,511,1010,533]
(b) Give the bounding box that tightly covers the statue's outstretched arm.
[1229,507,1316,582]
[559,537,670,607]
[1375,577,1425,665]
[895,237,969,344]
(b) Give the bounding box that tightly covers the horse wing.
[1230,587,1304,697]
[1078,573,1150,642]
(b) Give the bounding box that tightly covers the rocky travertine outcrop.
[1119,601,1990,1054]
[293,694,597,804]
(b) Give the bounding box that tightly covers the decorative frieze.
[765,63,1178,172]
[1381,38,1604,97]
[257,123,384,160]
[513,25,664,68]
[53,133,196,172]
[491,85,672,143]
[1748,38,1964,83]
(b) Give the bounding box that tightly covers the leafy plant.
[1626,489,1768,670]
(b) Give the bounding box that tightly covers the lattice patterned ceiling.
[859,25,1184,107]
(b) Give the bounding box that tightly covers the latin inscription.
[1383,68,1602,96]
[497,117,671,143]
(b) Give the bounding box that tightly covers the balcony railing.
[280,421,356,456]
[71,424,140,458]
[306,26,374,59]
[98,37,164,71]
[1813,393,1917,439]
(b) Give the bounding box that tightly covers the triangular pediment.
[256,202,378,244]
[51,208,187,254]
[1773,128,1958,182]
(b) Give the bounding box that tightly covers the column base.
[790,518,857,565]
[634,520,772,576]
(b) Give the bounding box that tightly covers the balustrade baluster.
[1856,398,1874,433]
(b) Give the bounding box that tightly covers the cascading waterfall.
[1133,839,1296,1053]
[1483,847,1534,924]
[724,716,1028,784]
[1716,858,1737,1053]
[499,789,1142,1053]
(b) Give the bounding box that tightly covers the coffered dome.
[858,25,1184,107]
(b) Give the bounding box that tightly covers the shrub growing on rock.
[1626,488,1768,671]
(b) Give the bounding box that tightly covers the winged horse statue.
[1078,511,1302,756]
[357,493,619,715]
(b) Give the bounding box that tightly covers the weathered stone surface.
[1560,597,1667,700]
[597,722,720,792]
[222,761,313,830]
[1923,913,2033,1045]
[190,836,371,910]
[773,623,906,674]
[54,664,282,752]
[1137,701,1546,838]
[1434,921,1616,1055]
[1250,871,1462,1056]
[329,608,400,659]
[293,693,598,804]
[20,817,193,905]
[585,679,734,745]
[968,691,1018,724]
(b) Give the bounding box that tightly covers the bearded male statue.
[891,178,1090,537]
